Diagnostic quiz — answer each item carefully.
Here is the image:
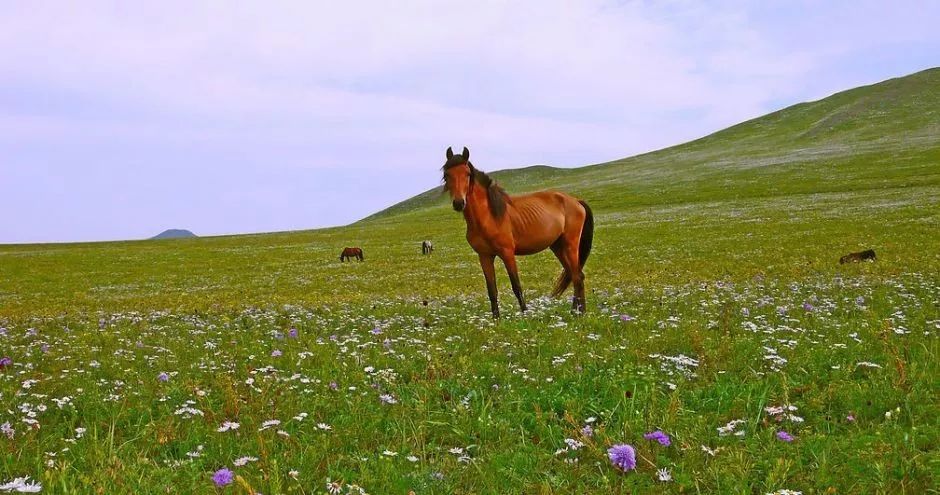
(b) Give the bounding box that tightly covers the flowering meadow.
[1,232,937,493]
[2,70,939,493]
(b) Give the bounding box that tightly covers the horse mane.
[473,167,510,219]
[442,158,510,219]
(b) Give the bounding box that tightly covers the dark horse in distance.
[441,146,594,317]
[422,240,434,255]
[840,249,876,264]
[339,247,364,262]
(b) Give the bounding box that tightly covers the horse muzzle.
[452,199,465,211]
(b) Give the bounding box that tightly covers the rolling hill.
[364,67,940,223]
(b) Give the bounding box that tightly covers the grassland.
[0,69,938,494]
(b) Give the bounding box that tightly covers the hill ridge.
[360,67,939,222]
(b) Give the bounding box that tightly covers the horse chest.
[466,231,498,255]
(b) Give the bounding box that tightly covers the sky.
[1,1,938,243]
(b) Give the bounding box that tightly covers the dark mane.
[473,167,510,219]
[441,160,510,219]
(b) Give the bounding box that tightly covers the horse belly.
[513,224,562,255]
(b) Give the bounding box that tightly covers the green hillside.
[366,67,940,222]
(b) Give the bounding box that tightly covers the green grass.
[0,69,938,494]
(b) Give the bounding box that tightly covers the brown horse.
[339,247,363,262]
[442,146,594,317]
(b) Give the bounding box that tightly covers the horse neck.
[462,180,493,227]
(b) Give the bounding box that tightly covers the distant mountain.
[151,229,197,240]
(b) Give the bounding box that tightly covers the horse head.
[442,147,472,211]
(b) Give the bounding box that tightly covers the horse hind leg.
[552,241,585,313]
[568,252,586,313]
[572,269,586,313]
[550,242,573,297]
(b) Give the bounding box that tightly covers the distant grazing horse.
[422,240,434,255]
[441,146,594,317]
[840,249,876,264]
[340,247,363,262]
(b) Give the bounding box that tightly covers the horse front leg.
[500,252,527,313]
[479,254,500,318]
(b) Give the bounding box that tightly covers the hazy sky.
[2,1,938,243]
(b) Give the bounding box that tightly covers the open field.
[0,70,938,493]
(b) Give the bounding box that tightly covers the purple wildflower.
[776,431,794,442]
[644,430,671,446]
[40,344,50,353]
[157,371,169,382]
[212,468,234,487]
[619,314,635,322]
[288,327,298,338]
[271,349,282,357]
[329,381,339,391]
[0,357,12,369]
[1,422,13,439]
[371,327,382,335]
[379,393,398,405]
[846,414,855,423]
[581,424,594,438]
[607,444,636,472]
[802,302,815,312]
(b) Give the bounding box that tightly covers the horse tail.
[578,200,594,270]
[551,267,572,297]
[552,200,594,297]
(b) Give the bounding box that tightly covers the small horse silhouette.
[840,249,876,264]
[422,240,434,255]
[340,247,364,262]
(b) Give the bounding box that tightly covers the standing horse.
[339,247,364,262]
[422,240,434,255]
[441,146,594,317]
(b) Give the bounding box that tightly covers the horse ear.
[446,147,454,159]
[462,147,470,160]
